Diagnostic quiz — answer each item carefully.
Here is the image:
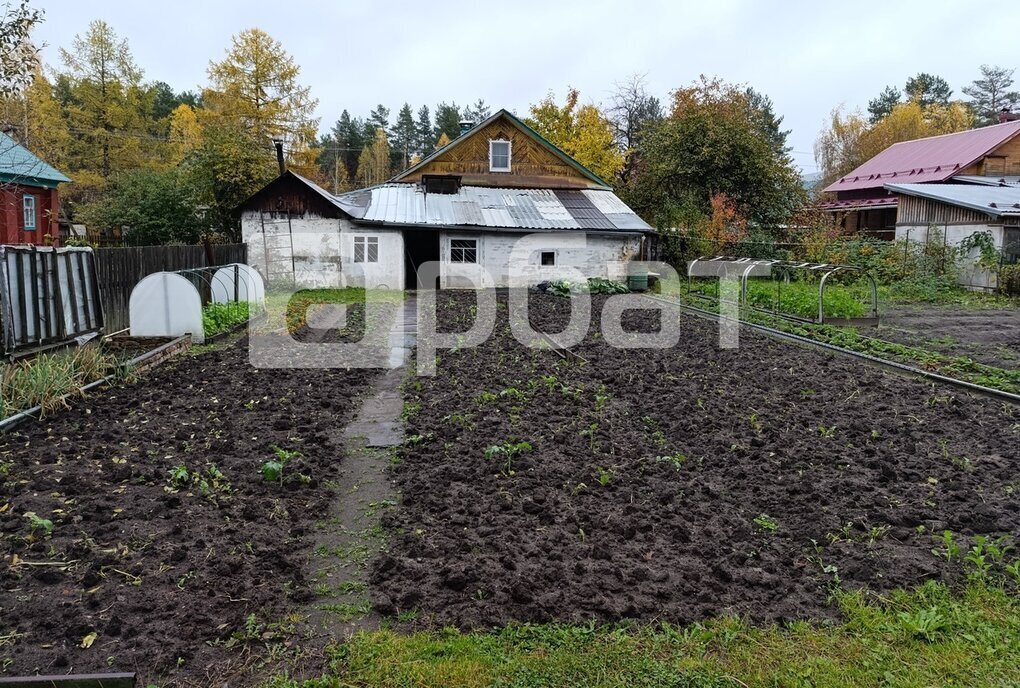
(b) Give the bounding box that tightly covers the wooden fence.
[94,244,247,331]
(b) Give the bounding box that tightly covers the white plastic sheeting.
[211,263,266,305]
[129,272,205,343]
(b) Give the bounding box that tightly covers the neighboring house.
[820,120,1020,237]
[884,182,1020,289]
[239,109,653,289]
[0,132,71,246]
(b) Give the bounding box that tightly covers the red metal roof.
[816,197,898,211]
[822,120,1020,194]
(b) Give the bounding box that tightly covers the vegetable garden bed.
[374,291,1019,629]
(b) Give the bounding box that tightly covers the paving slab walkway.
[302,293,416,639]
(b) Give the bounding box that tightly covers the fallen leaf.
[81,631,97,649]
[0,503,9,514]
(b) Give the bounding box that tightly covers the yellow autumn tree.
[356,128,391,187]
[435,132,452,149]
[204,27,319,176]
[526,88,624,183]
[168,103,202,164]
[0,70,70,169]
[816,100,974,186]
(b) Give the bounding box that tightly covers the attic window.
[489,140,511,172]
[423,175,461,194]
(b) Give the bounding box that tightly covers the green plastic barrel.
[627,273,649,291]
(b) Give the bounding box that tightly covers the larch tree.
[57,19,148,206]
[168,103,202,164]
[526,88,625,184]
[434,131,452,149]
[963,65,1020,125]
[204,27,319,175]
[355,127,391,187]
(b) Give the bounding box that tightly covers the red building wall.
[0,184,59,246]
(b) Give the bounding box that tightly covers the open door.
[404,230,440,289]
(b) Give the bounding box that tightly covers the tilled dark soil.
[372,291,1019,628]
[0,333,377,685]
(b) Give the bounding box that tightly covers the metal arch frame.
[686,255,880,326]
[170,263,263,311]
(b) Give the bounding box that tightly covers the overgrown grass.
[262,287,403,333]
[0,345,117,418]
[202,301,252,336]
[264,581,1020,687]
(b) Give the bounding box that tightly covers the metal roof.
[0,132,71,187]
[953,175,1020,187]
[884,182,1020,217]
[336,183,651,232]
[823,120,1020,194]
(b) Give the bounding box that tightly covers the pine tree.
[368,104,390,136]
[904,73,952,108]
[415,104,432,157]
[329,110,365,180]
[392,102,415,171]
[433,102,460,141]
[462,98,491,123]
[963,65,1020,125]
[867,86,901,124]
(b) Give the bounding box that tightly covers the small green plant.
[656,451,687,470]
[202,301,251,336]
[754,513,779,533]
[23,511,53,539]
[595,466,613,486]
[818,425,836,438]
[262,445,302,484]
[932,530,960,563]
[168,465,190,489]
[897,607,947,643]
[483,440,533,476]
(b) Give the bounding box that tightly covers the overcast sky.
[32,0,1020,174]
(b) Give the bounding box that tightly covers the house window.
[22,195,36,231]
[450,238,478,263]
[540,251,556,266]
[354,236,378,263]
[489,140,511,172]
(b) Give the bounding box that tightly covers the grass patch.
[0,345,117,418]
[265,581,1020,687]
[263,287,403,333]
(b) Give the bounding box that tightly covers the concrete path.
[302,293,416,640]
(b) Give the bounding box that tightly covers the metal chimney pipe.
[273,139,286,175]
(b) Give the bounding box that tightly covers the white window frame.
[353,235,379,263]
[488,139,511,172]
[449,237,478,264]
[539,250,557,267]
[22,194,36,231]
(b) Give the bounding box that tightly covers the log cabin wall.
[958,135,1020,177]
[398,118,603,189]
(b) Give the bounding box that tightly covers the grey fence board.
[94,244,246,331]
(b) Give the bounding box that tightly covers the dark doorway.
[404,230,440,289]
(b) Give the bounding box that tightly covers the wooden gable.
[238,172,342,218]
[394,113,607,189]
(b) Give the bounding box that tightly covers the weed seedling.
[753,513,778,533]
[262,445,302,485]
[483,440,533,476]
[932,530,960,563]
[23,512,53,540]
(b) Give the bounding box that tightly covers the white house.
[885,182,1020,290]
[239,109,654,289]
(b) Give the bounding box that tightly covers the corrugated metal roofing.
[884,182,1020,217]
[823,120,1020,194]
[953,175,1020,187]
[337,183,651,232]
[0,132,71,186]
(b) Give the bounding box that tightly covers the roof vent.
[458,119,474,137]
